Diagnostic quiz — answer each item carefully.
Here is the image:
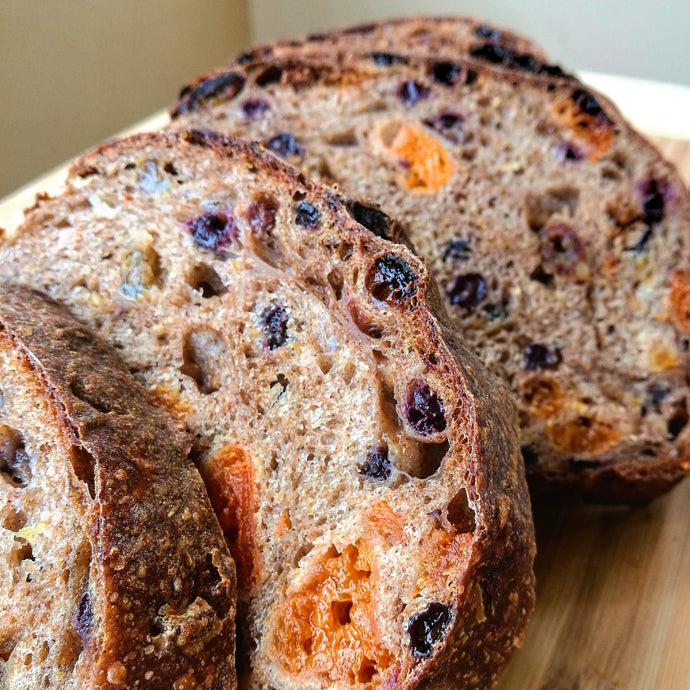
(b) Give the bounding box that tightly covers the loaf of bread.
[0,284,236,689]
[0,130,535,688]
[169,52,690,502]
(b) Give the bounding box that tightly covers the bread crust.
[0,130,535,688]
[0,284,237,689]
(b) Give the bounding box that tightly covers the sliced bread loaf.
[0,284,236,689]
[0,131,535,689]
[170,54,690,502]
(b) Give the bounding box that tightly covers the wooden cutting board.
[1,116,689,690]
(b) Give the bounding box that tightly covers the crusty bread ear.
[0,284,237,689]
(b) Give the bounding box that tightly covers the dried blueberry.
[523,343,561,370]
[350,202,392,240]
[365,255,417,306]
[446,273,487,308]
[266,132,304,158]
[469,44,570,79]
[358,445,391,480]
[405,383,446,436]
[430,61,463,85]
[255,65,283,87]
[408,602,452,658]
[73,589,93,643]
[187,211,238,257]
[469,43,514,65]
[370,52,404,66]
[520,444,539,467]
[294,201,320,228]
[397,80,430,106]
[173,72,245,117]
[247,194,278,234]
[441,237,471,262]
[260,302,289,350]
[241,98,270,118]
[474,24,501,40]
[538,222,586,277]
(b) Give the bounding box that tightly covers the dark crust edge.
[0,284,237,690]
[169,52,690,503]
[63,129,535,689]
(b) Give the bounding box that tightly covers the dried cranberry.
[430,61,462,85]
[370,52,404,66]
[241,98,270,118]
[520,444,539,467]
[571,88,603,117]
[187,211,238,257]
[350,202,392,240]
[397,80,430,106]
[474,24,501,40]
[405,383,446,436]
[247,194,278,234]
[266,132,304,158]
[358,445,391,480]
[523,343,560,370]
[261,302,289,350]
[538,222,586,277]
[294,201,320,228]
[73,589,93,643]
[408,602,452,657]
[255,65,283,87]
[441,237,471,262]
[173,72,245,116]
[555,140,584,163]
[366,255,417,306]
[446,273,486,308]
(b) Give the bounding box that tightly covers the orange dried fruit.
[670,270,690,332]
[390,124,453,191]
[547,416,620,455]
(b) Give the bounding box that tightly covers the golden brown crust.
[0,284,237,689]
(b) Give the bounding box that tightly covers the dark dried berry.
[187,211,238,257]
[241,98,270,118]
[541,63,570,78]
[667,402,688,440]
[538,222,586,277]
[247,194,277,234]
[482,301,509,320]
[637,177,671,227]
[424,112,462,131]
[266,132,304,158]
[470,44,570,79]
[571,88,603,117]
[474,24,501,40]
[73,589,93,643]
[446,273,487,308]
[255,65,283,87]
[405,383,446,436]
[173,72,245,116]
[350,202,392,239]
[260,302,289,350]
[294,201,320,228]
[366,255,417,306]
[470,43,513,65]
[523,343,561,370]
[370,52,404,66]
[646,383,671,412]
[306,32,328,41]
[441,237,471,262]
[430,61,463,85]
[555,140,584,163]
[237,50,257,64]
[408,602,452,658]
[520,444,539,467]
[397,80,430,106]
[358,445,391,480]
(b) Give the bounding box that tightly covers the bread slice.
[0,131,535,688]
[0,284,236,689]
[169,54,690,502]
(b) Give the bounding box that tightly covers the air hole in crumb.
[407,440,449,479]
[347,299,383,338]
[2,505,26,532]
[69,446,96,499]
[326,129,358,146]
[186,263,228,297]
[292,190,306,202]
[446,488,476,533]
[525,186,580,230]
[341,361,356,385]
[667,400,688,440]
[331,600,353,625]
[339,243,354,261]
[327,268,344,301]
[36,641,49,664]
[317,354,334,375]
[14,537,34,563]
[0,425,32,487]
[180,329,227,394]
[379,378,400,429]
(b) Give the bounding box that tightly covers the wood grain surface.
[0,117,689,690]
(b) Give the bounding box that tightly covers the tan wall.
[0,1,250,197]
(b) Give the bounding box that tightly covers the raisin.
[397,80,429,106]
[350,202,392,240]
[441,237,471,262]
[430,61,463,85]
[255,65,283,87]
[266,132,304,158]
[404,383,446,436]
[365,255,417,306]
[260,302,289,350]
[470,44,570,78]
[173,72,245,116]
[247,194,278,234]
[370,52,404,66]
[358,445,391,480]
[469,43,513,65]
[520,444,539,467]
[538,222,586,278]
[241,98,270,118]
[523,343,561,370]
[474,24,501,40]
[294,201,320,228]
[637,177,672,227]
[408,602,452,658]
[555,140,584,163]
[73,589,93,643]
[446,273,486,308]
[571,88,603,117]
[187,211,238,257]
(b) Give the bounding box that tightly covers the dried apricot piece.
[390,124,453,191]
[547,416,620,455]
[670,270,690,332]
[519,376,564,418]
